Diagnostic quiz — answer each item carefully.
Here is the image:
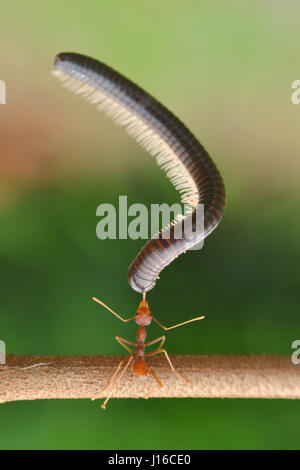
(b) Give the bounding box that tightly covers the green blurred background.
[0,0,300,450]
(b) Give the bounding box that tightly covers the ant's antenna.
[92,297,134,323]
[152,315,205,331]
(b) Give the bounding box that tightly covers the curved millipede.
[53,52,226,294]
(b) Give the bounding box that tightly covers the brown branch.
[0,354,299,404]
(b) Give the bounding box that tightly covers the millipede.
[53,52,226,408]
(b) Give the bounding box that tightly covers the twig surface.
[0,354,299,404]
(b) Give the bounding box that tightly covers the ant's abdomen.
[133,358,148,376]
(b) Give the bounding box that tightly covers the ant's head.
[134,299,152,326]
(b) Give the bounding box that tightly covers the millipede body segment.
[53,52,226,293]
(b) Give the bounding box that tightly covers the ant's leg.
[101,355,134,410]
[94,335,136,394]
[91,357,126,400]
[145,335,166,349]
[146,345,190,384]
[148,368,163,387]
[115,336,137,355]
[92,336,136,401]
[94,335,136,397]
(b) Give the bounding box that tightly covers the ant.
[92,292,205,409]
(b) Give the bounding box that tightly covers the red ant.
[92,292,205,409]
